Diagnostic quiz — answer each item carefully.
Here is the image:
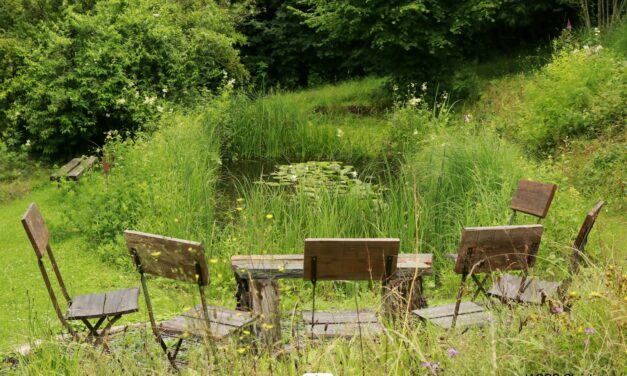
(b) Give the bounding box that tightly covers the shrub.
[495,47,626,155]
[1,0,246,158]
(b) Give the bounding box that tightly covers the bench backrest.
[510,180,557,220]
[124,230,209,286]
[22,203,50,259]
[303,238,399,281]
[454,225,544,275]
[573,200,604,252]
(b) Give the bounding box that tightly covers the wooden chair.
[508,180,557,224]
[413,225,543,329]
[302,238,399,339]
[488,201,605,305]
[124,230,254,368]
[22,203,139,346]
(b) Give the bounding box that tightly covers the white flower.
[144,96,156,105]
[25,140,31,147]
[350,171,358,178]
[156,106,164,113]
[413,129,419,136]
[392,85,398,92]
[152,12,160,18]
[162,87,168,94]
[116,98,127,105]
[421,82,427,91]
[290,175,298,182]
[408,97,421,107]
[336,128,344,138]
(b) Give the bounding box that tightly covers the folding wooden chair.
[413,225,543,329]
[302,238,399,339]
[508,180,557,224]
[21,203,139,347]
[124,230,254,369]
[488,201,605,305]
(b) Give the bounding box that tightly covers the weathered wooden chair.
[50,156,98,182]
[124,230,254,368]
[508,180,557,224]
[488,201,605,305]
[413,225,543,329]
[22,203,139,346]
[302,238,399,339]
[447,180,556,293]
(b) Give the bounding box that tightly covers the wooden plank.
[232,253,430,280]
[66,156,98,180]
[305,322,384,339]
[180,304,255,328]
[413,302,484,320]
[302,311,378,324]
[123,230,209,285]
[50,158,81,181]
[67,293,106,319]
[429,311,492,329]
[488,274,561,304]
[251,279,281,347]
[573,200,605,251]
[231,253,431,279]
[21,203,50,258]
[102,288,140,316]
[510,180,557,218]
[453,225,543,274]
[304,238,399,281]
[160,304,254,339]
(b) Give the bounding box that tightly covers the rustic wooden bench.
[488,201,604,305]
[124,230,255,369]
[50,156,98,181]
[231,248,432,345]
[414,225,543,329]
[22,203,140,348]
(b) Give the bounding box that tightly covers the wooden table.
[231,253,432,346]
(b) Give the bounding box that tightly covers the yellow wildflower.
[236,198,245,203]
[266,213,274,219]
[237,347,246,354]
[209,258,218,264]
[151,251,161,257]
[236,207,244,212]
[589,291,602,298]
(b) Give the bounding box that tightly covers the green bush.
[496,47,626,155]
[64,102,223,267]
[1,0,246,157]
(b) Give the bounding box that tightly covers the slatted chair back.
[304,238,400,282]
[450,224,544,327]
[454,225,544,276]
[509,180,557,224]
[21,203,75,335]
[124,230,211,344]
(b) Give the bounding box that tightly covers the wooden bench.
[50,156,98,181]
[231,249,432,345]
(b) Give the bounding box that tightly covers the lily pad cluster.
[257,161,381,199]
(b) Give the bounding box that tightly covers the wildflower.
[236,198,245,203]
[237,347,246,354]
[408,97,421,107]
[115,98,127,105]
[584,327,595,334]
[447,347,459,358]
[350,171,358,178]
[174,218,179,223]
[421,82,427,91]
[552,306,564,314]
[266,213,274,220]
[262,323,274,330]
[209,258,218,264]
[25,140,31,147]
[589,291,602,298]
[278,266,286,273]
[421,361,440,372]
[463,114,471,124]
[569,291,578,297]
[156,105,164,113]
[151,251,161,257]
[162,87,168,94]
[181,332,189,338]
[143,96,156,105]
[152,12,160,18]
[413,129,419,136]
[236,207,244,212]
[243,330,251,335]
[336,128,344,138]
[290,175,298,182]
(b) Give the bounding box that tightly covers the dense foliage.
[0,0,245,158]
[239,0,568,87]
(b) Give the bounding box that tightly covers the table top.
[231,253,432,279]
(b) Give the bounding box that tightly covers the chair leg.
[92,315,122,347]
[470,275,489,301]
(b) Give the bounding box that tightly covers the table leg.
[382,276,428,316]
[250,279,281,349]
[235,274,252,311]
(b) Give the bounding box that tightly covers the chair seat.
[302,310,384,339]
[413,302,492,329]
[159,304,255,339]
[488,274,561,304]
[67,288,140,320]
[446,253,458,262]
